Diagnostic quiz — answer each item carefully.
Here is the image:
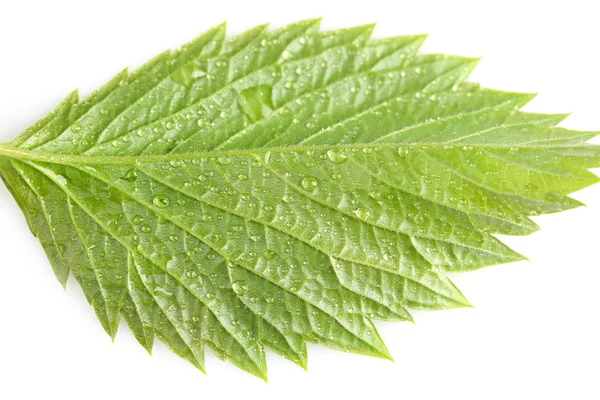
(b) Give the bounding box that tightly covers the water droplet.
[217,157,231,165]
[132,215,144,225]
[122,168,137,182]
[238,173,248,181]
[186,270,198,279]
[169,235,178,242]
[301,176,318,191]
[232,281,248,295]
[100,108,108,116]
[141,225,151,233]
[354,207,371,219]
[414,214,424,224]
[282,194,294,204]
[153,195,170,208]
[327,150,347,164]
[263,250,276,260]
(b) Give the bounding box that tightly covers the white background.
[1,1,599,399]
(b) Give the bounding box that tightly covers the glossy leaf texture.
[1,20,599,380]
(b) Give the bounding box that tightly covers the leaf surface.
[1,20,599,379]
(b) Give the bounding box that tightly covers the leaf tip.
[304,17,324,30]
[452,284,473,308]
[381,348,395,363]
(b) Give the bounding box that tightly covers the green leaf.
[1,20,599,379]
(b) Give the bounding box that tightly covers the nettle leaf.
[1,20,599,379]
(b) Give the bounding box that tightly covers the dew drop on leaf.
[122,168,137,182]
[153,195,170,208]
[354,207,371,219]
[232,281,248,295]
[414,214,424,224]
[301,176,318,191]
[327,149,347,164]
[263,250,276,260]
[186,270,198,279]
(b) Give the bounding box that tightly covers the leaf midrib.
[0,142,595,166]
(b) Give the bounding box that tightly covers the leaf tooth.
[14,90,79,150]
[179,21,227,59]
[329,256,414,321]
[259,319,308,370]
[132,254,207,372]
[420,56,481,94]
[410,236,527,272]
[369,34,427,71]
[127,255,206,372]
[306,305,394,361]
[11,161,71,287]
[0,159,39,236]
[315,22,376,51]
[403,272,472,310]
[227,262,308,369]
[199,305,268,380]
[220,23,269,56]
[121,292,154,355]
[72,68,130,121]
[468,213,540,236]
